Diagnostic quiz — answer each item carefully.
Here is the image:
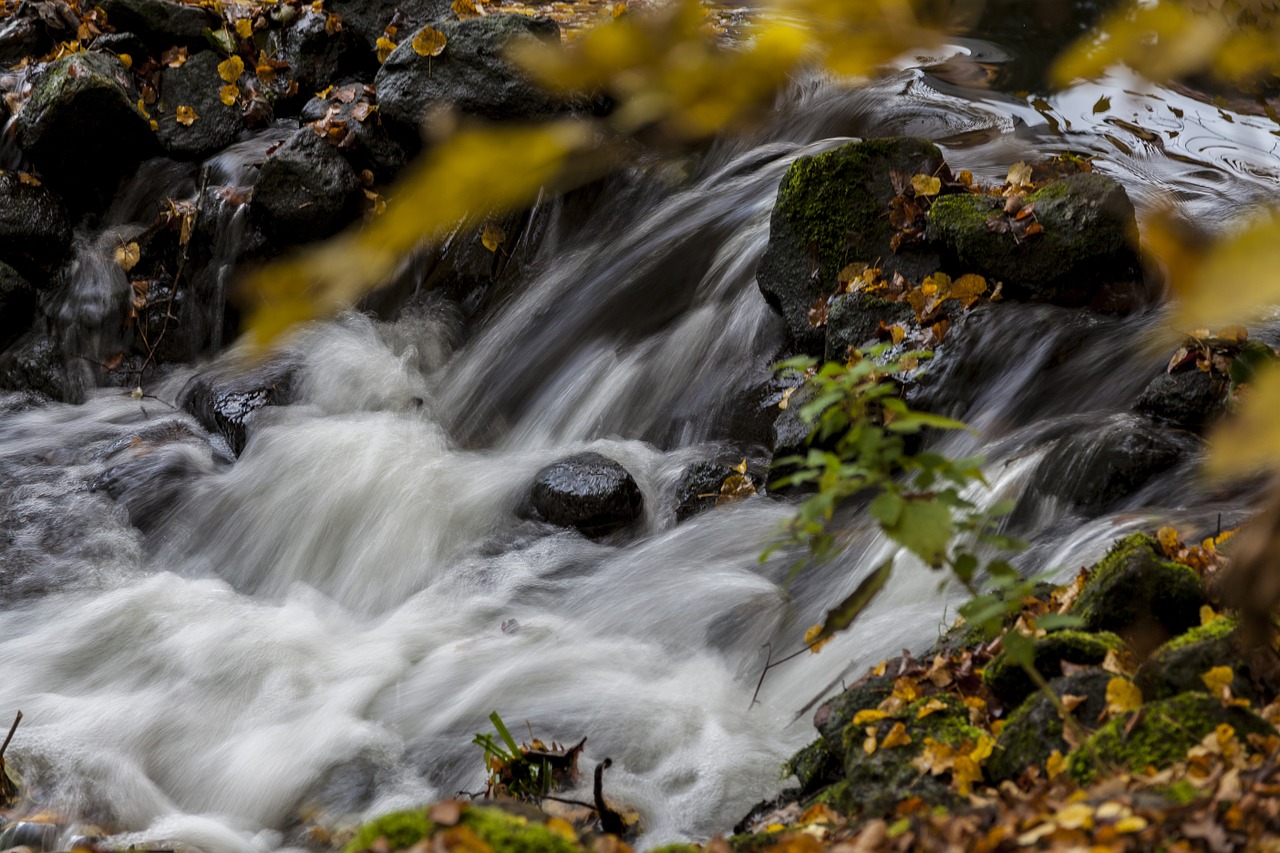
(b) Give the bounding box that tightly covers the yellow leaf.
[887,323,905,346]
[217,55,245,82]
[412,26,448,57]
[481,222,506,251]
[1202,666,1234,696]
[1201,605,1220,626]
[1045,750,1067,779]
[114,241,141,272]
[545,818,576,841]
[1106,677,1143,715]
[1051,2,1228,86]
[452,0,481,19]
[804,624,831,654]
[910,173,940,197]
[1157,525,1181,558]
[1054,802,1094,831]
[1115,815,1148,833]
[969,734,994,764]
[915,698,947,719]
[242,121,592,347]
[1006,161,1033,187]
[863,727,877,755]
[951,755,981,795]
[376,36,398,63]
[119,53,132,68]
[892,676,919,703]
[175,105,198,126]
[1209,364,1280,476]
[235,17,254,39]
[880,722,911,749]
[219,84,239,106]
[852,709,887,726]
[17,172,40,186]
[914,737,956,775]
[798,803,840,826]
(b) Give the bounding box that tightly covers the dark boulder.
[98,0,220,49]
[1069,532,1208,645]
[673,458,760,522]
[154,51,245,158]
[0,3,56,65]
[249,129,363,245]
[0,170,70,278]
[926,172,1142,311]
[812,669,895,753]
[982,629,1122,708]
[0,262,37,353]
[524,452,643,537]
[0,332,73,402]
[279,8,366,99]
[179,360,297,456]
[1027,414,1192,515]
[1135,616,1261,702]
[375,15,567,136]
[13,51,156,201]
[302,84,409,181]
[986,669,1111,783]
[330,0,452,55]
[756,137,945,354]
[824,292,914,362]
[1133,368,1228,432]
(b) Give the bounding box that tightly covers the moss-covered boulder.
[986,669,1110,783]
[756,138,945,353]
[982,630,1122,707]
[1069,533,1207,644]
[1067,692,1275,783]
[824,292,915,362]
[346,802,580,853]
[925,172,1141,312]
[785,737,843,798]
[13,51,156,202]
[154,51,245,158]
[1135,616,1261,702]
[812,670,895,752]
[831,695,984,816]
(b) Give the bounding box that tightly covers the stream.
[2,23,1280,853]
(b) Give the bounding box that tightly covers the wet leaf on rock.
[481,223,506,252]
[413,26,448,57]
[114,241,141,271]
[218,55,245,82]
[175,105,198,126]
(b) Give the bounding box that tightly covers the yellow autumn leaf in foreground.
[376,36,398,63]
[909,173,940,196]
[1105,677,1143,715]
[242,121,596,347]
[1209,365,1280,477]
[412,26,448,57]
[803,623,830,654]
[175,105,198,126]
[217,55,245,83]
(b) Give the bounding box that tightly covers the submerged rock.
[13,51,155,199]
[926,172,1142,311]
[524,452,643,537]
[179,360,297,456]
[756,137,945,353]
[250,129,363,245]
[376,15,567,136]
[154,51,245,158]
[824,292,914,361]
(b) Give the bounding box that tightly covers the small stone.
[524,452,643,537]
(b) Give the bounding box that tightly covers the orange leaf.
[412,26,448,57]
[175,105,198,126]
[880,722,911,749]
[217,55,245,82]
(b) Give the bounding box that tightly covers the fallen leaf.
[1093,95,1112,113]
[217,55,245,82]
[1045,750,1067,779]
[1006,161,1033,187]
[236,18,254,39]
[481,222,506,252]
[220,84,239,106]
[910,173,941,197]
[804,624,831,654]
[114,241,141,271]
[376,36,398,63]
[1202,666,1234,696]
[916,698,948,719]
[852,709,888,726]
[412,26,448,57]
[428,800,463,825]
[17,172,40,186]
[452,0,482,18]
[1106,677,1143,715]
[175,105,198,126]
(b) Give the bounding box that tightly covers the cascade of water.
[0,66,1274,853]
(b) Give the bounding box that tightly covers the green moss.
[925,193,1001,240]
[345,806,580,853]
[345,809,435,853]
[1157,779,1203,806]
[1067,693,1275,784]
[1162,615,1238,653]
[785,738,842,795]
[1070,533,1205,638]
[649,845,701,853]
[982,630,1123,706]
[728,828,786,852]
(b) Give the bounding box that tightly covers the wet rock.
[0,3,56,65]
[13,51,156,201]
[1068,693,1274,783]
[1133,367,1228,432]
[1069,533,1207,644]
[0,168,72,276]
[279,7,365,99]
[154,51,244,158]
[303,84,409,180]
[179,360,297,455]
[98,0,220,49]
[0,262,36,352]
[1028,414,1192,515]
[824,292,915,362]
[330,0,452,55]
[982,629,1122,708]
[250,129,363,245]
[92,31,148,59]
[0,332,72,402]
[986,669,1110,783]
[376,15,567,136]
[785,738,843,798]
[524,452,643,537]
[812,670,894,752]
[1135,616,1261,702]
[926,172,1142,311]
[0,820,60,851]
[756,137,945,354]
[673,458,760,522]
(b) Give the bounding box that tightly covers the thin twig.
[0,710,21,760]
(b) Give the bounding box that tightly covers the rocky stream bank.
[2,0,1280,851]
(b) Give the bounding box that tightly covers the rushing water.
[1,36,1279,853]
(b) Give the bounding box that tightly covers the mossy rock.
[982,630,1123,708]
[986,669,1111,783]
[785,738,843,798]
[727,829,787,852]
[756,137,945,353]
[1135,616,1261,702]
[346,803,580,853]
[1069,533,1207,645]
[649,845,702,853]
[925,172,1141,312]
[824,293,916,362]
[832,695,984,816]
[812,670,895,754]
[1067,692,1275,784]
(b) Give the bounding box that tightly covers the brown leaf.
[428,800,463,826]
[808,295,829,328]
